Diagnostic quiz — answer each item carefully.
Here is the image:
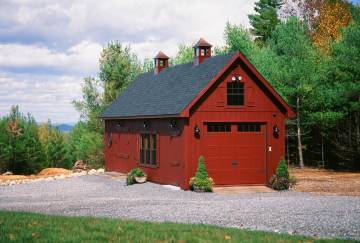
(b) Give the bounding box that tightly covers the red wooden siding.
[185,61,286,188]
[104,119,187,188]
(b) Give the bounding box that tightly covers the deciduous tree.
[313,0,352,53]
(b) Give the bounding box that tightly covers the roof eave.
[99,113,182,120]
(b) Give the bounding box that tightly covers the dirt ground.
[289,167,360,196]
[0,168,72,182]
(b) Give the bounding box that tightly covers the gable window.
[206,123,231,132]
[140,134,157,166]
[227,81,244,106]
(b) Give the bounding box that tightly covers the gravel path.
[1,175,359,240]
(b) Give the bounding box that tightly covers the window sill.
[138,163,159,169]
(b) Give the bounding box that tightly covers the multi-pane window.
[206,123,231,132]
[227,82,244,106]
[237,123,261,132]
[140,134,157,166]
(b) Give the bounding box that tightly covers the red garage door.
[201,122,267,185]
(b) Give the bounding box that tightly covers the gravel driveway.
[1,175,359,240]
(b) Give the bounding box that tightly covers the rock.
[162,185,181,191]
[9,181,15,185]
[73,171,86,176]
[88,169,97,175]
[2,171,13,175]
[73,160,87,173]
[97,168,105,173]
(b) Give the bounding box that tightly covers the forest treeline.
[0,0,359,174]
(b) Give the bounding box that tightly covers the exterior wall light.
[194,125,200,136]
[273,125,280,137]
[143,121,149,128]
[169,120,177,128]
[231,76,242,81]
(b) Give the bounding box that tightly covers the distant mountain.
[55,124,74,132]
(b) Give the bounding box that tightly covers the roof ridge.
[140,52,235,76]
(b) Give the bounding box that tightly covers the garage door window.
[206,123,231,132]
[140,134,157,166]
[237,124,261,132]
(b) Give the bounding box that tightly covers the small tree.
[276,157,289,179]
[269,157,290,190]
[195,155,208,180]
[189,156,214,192]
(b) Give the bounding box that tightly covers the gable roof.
[180,51,296,118]
[101,51,295,119]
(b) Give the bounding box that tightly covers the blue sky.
[0,0,358,123]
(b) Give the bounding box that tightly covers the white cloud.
[0,0,255,57]
[0,41,102,76]
[0,72,82,123]
[0,0,256,123]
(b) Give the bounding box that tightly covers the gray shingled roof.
[101,52,236,118]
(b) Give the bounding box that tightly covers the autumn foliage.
[313,0,352,53]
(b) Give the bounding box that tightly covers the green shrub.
[289,175,297,185]
[269,175,289,190]
[195,155,208,180]
[189,177,214,192]
[269,157,290,190]
[276,157,289,179]
[132,168,145,177]
[126,168,146,185]
[189,156,214,192]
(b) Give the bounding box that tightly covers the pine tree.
[266,17,320,168]
[276,157,289,179]
[248,0,283,43]
[195,156,209,180]
[0,106,44,174]
[48,128,67,168]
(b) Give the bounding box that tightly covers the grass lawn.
[0,211,355,243]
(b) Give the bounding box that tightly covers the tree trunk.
[296,96,304,168]
[286,133,290,166]
[321,133,325,168]
[356,110,360,153]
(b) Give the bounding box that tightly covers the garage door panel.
[202,122,267,185]
[206,160,265,170]
[207,169,266,184]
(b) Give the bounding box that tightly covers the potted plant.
[189,156,214,192]
[127,168,147,185]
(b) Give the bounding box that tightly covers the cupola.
[154,51,169,74]
[193,38,212,65]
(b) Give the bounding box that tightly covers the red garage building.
[101,38,295,190]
